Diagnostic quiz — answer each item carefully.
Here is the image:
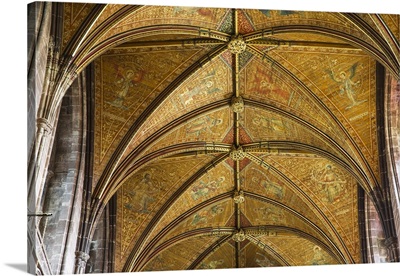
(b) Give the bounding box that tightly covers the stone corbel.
[36,118,54,137]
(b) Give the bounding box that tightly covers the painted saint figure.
[172,6,216,20]
[126,172,159,213]
[252,116,285,133]
[247,65,290,102]
[191,205,224,225]
[251,168,285,199]
[310,246,325,265]
[190,176,225,200]
[179,69,221,106]
[326,62,367,110]
[186,115,223,137]
[255,206,285,223]
[199,260,224,269]
[311,164,346,203]
[108,64,144,108]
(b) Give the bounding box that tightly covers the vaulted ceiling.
[61,3,399,272]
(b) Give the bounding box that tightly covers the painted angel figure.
[326,62,366,110]
[109,64,144,108]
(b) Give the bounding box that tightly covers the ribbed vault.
[56,3,400,272]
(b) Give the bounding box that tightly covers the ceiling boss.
[228,35,247,54]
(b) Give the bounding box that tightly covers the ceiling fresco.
[266,48,379,179]
[93,45,217,183]
[94,6,231,49]
[138,107,233,159]
[58,2,400,273]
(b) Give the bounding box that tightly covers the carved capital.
[75,251,90,273]
[231,96,244,113]
[230,146,246,161]
[228,35,246,54]
[75,251,90,262]
[48,35,61,53]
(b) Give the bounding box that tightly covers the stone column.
[364,195,388,263]
[28,40,78,214]
[29,118,54,207]
[385,237,399,262]
[75,251,90,274]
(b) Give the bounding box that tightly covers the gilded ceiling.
[61,2,399,273]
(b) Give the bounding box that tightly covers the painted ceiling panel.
[241,242,283,267]
[240,57,340,137]
[95,6,230,47]
[120,55,233,163]
[195,240,236,269]
[243,10,342,29]
[144,162,235,248]
[267,48,379,185]
[138,107,233,159]
[120,33,216,43]
[243,197,335,253]
[241,160,339,241]
[242,107,345,158]
[115,154,215,270]
[93,45,214,184]
[155,199,234,248]
[257,233,341,266]
[141,235,222,271]
[267,155,360,262]
[267,32,356,44]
